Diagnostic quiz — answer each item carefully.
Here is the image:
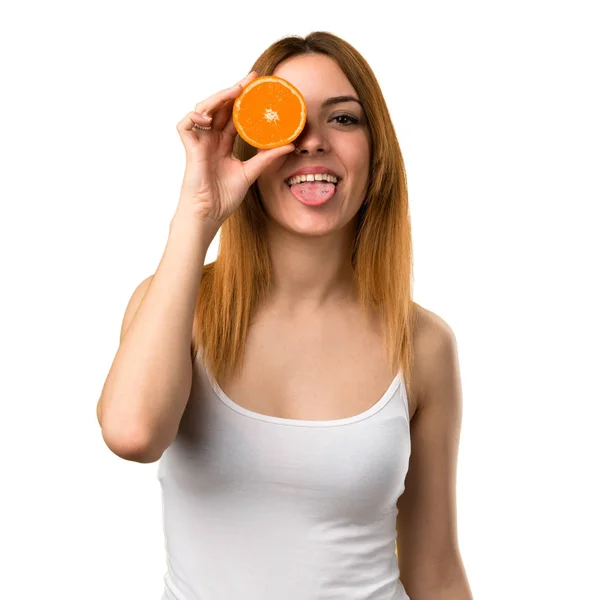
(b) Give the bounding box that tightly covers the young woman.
[97,31,472,600]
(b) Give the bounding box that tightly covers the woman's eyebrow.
[321,95,363,108]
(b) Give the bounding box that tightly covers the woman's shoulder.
[413,302,456,342]
[410,302,458,412]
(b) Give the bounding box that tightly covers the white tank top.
[157,348,412,600]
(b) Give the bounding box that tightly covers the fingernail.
[201,113,212,120]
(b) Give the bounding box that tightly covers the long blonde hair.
[191,31,418,409]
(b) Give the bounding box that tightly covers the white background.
[1,1,598,598]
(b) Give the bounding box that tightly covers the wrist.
[169,210,221,244]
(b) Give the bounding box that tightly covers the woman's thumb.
[243,144,296,186]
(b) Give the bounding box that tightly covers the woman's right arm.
[97,71,295,463]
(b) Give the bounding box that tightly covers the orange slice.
[232,75,307,149]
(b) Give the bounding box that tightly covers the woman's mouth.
[286,180,340,206]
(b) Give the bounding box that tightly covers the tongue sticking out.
[289,181,336,205]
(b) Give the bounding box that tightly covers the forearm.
[405,572,473,600]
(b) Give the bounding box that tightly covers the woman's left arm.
[396,310,473,600]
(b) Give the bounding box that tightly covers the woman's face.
[256,53,372,236]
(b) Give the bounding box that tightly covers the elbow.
[100,422,164,464]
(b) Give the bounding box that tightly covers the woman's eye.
[332,114,359,126]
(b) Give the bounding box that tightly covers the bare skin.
[212,293,417,422]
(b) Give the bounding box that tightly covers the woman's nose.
[293,122,330,154]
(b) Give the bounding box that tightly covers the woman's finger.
[176,112,213,148]
[194,72,258,127]
[221,107,239,141]
[211,95,237,132]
